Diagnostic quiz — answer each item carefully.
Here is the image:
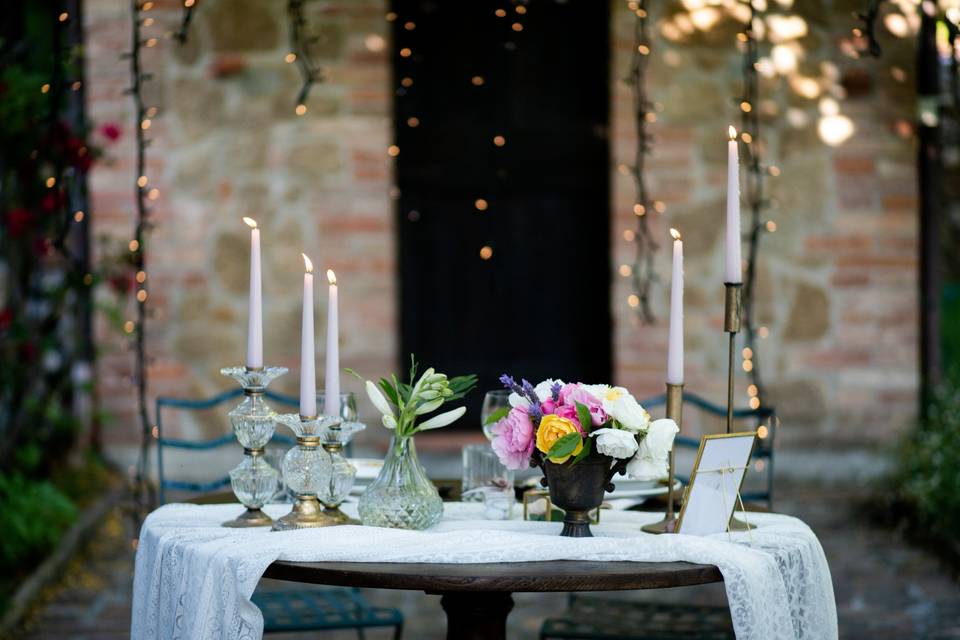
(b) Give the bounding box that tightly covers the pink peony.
[491,406,536,470]
[558,383,608,427]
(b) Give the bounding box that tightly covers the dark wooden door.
[393,0,611,416]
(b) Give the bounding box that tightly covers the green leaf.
[482,406,510,426]
[547,432,582,460]
[343,367,364,381]
[575,402,593,433]
[378,378,399,407]
[570,435,593,465]
[447,374,478,400]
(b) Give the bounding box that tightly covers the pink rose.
[491,406,536,470]
[540,398,557,415]
[558,383,608,427]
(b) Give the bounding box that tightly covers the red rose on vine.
[5,208,33,237]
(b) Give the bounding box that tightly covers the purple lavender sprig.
[550,381,562,402]
[500,373,544,421]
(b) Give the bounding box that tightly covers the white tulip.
[590,428,639,459]
[366,380,394,419]
[416,406,466,431]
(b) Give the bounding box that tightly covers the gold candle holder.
[723,282,755,531]
[642,383,683,534]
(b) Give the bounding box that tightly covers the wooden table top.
[263,559,723,593]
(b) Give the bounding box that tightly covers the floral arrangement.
[362,357,477,438]
[489,376,678,480]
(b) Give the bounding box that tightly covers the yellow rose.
[536,415,583,463]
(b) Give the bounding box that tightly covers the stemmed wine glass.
[481,390,511,441]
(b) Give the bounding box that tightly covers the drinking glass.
[316,391,358,422]
[462,443,514,510]
[481,390,511,441]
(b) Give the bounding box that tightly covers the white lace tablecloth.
[132,501,837,640]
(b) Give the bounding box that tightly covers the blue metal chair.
[155,390,404,639]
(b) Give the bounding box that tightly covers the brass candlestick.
[317,420,365,525]
[723,282,755,531]
[642,382,683,534]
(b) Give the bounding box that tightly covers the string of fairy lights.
[736,0,775,413]
[287,0,326,114]
[623,0,660,325]
[129,0,159,510]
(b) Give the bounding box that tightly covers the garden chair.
[539,391,776,639]
[155,389,404,639]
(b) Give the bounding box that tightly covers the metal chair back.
[155,389,300,504]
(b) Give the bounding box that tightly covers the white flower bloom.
[599,387,650,432]
[508,378,564,409]
[382,414,397,429]
[626,455,667,481]
[590,427,639,459]
[417,406,466,431]
[366,380,395,420]
[626,418,679,480]
[581,384,611,402]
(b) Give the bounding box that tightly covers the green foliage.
[0,473,78,575]
[895,379,960,542]
[547,432,582,460]
[483,407,510,426]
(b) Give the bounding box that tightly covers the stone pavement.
[8,484,960,640]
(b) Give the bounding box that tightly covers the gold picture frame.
[676,431,757,535]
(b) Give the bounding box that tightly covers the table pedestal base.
[437,591,514,640]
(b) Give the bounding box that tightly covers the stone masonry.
[84,0,919,474]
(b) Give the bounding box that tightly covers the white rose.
[600,387,650,433]
[590,428,639,459]
[626,418,679,480]
[508,378,564,409]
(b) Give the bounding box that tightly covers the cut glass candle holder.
[219,366,288,528]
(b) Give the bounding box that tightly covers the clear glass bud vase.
[358,435,443,530]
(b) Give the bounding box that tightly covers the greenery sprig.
[354,356,476,439]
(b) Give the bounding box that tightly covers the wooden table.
[263,559,723,640]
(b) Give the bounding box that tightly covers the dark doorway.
[393,0,611,419]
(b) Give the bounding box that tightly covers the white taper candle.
[667,229,684,385]
[300,254,317,417]
[244,217,263,369]
[725,125,742,284]
[324,270,340,417]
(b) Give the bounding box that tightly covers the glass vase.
[358,435,443,530]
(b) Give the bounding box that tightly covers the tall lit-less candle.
[725,125,742,284]
[243,217,263,369]
[324,269,340,417]
[667,228,684,385]
[300,254,317,417]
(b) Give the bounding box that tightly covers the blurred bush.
[895,379,960,544]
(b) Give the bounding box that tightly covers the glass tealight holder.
[272,413,340,531]
[219,366,288,528]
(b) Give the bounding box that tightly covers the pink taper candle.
[323,270,340,417]
[300,254,317,417]
[243,217,262,369]
[667,228,684,385]
[725,125,742,284]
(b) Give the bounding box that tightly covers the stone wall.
[85,0,918,471]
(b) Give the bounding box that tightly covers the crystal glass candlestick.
[219,366,288,528]
[272,413,339,531]
[317,420,366,524]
